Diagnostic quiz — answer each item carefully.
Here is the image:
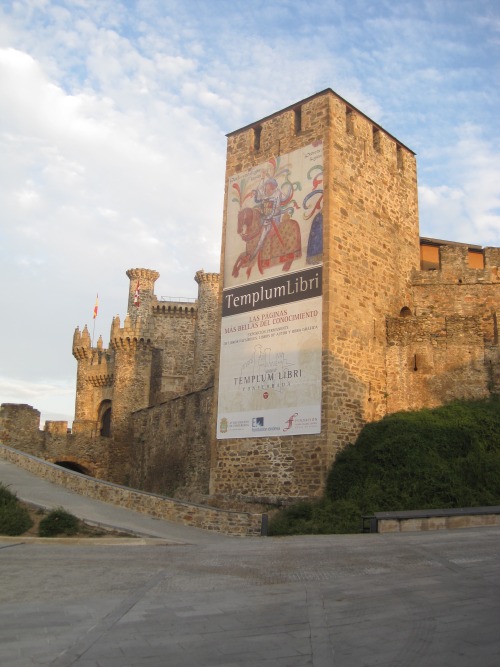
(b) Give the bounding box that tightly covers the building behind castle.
[1,89,499,506]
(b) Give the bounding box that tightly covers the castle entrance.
[98,400,112,437]
[54,460,90,475]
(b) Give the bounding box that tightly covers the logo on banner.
[252,417,264,428]
[219,418,228,434]
[283,413,299,432]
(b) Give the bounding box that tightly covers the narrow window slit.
[253,125,262,151]
[294,106,302,134]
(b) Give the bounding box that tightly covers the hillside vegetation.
[269,398,500,535]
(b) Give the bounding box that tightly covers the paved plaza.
[1,460,499,666]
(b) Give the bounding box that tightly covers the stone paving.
[1,461,500,666]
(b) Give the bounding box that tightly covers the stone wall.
[0,403,111,478]
[386,244,500,412]
[0,404,43,454]
[0,444,265,536]
[325,92,419,452]
[130,386,213,499]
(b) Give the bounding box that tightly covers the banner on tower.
[217,142,323,439]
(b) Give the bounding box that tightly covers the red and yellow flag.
[93,294,99,319]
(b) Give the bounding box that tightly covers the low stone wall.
[378,514,500,532]
[0,445,266,537]
[369,507,500,533]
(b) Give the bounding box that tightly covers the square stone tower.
[211,89,420,502]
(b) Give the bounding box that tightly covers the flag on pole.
[134,281,140,307]
[93,294,99,319]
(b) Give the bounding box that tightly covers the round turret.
[72,325,92,361]
[192,269,220,390]
[126,268,160,325]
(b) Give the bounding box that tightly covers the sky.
[0,0,499,425]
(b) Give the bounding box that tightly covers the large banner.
[217,142,323,439]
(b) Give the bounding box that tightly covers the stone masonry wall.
[0,404,43,454]
[386,244,500,412]
[324,93,419,458]
[130,386,213,499]
[0,403,111,478]
[149,304,197,402]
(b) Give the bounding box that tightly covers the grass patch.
[269,398,500,535]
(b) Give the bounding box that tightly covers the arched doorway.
[98,400,112,437]
[54,460,90,475]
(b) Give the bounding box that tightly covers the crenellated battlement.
[126,268,160,283]
[86,373,114,388]
[195,270,219,285]
[226,88,415,176]
[72,325,91,360]
[73,329,112,365]
[109,313,154,351]
[416,241,500,285]
[152,301,198,318]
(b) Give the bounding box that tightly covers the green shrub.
[326,398,500,516]
[0,501,34,535]
[270,398,500,536]
[38,508,80,537]
[0,482,19,507]
[269,501,315,536]
[269,498,362,535]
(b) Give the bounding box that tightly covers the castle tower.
[106,269,159,482]
[192,270,220,391]
[126,268,160,325]
[71,325,96,434]
[211,89,420,502]
[71,324,114,437]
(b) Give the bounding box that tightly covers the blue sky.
[0,0,499,424]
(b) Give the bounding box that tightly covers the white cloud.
[419,124,500,245]
[0,376,75,424]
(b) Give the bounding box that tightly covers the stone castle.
[1,88,499,507]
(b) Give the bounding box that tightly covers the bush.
[38,508,80,537]
[0,482,18,507]
[326,398,500,515]
[270,398,500,536]
[0,483,34,535]
[0,502,34,535]
[269,498,362,535]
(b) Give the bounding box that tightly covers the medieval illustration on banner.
[218,142,324,439]
[224,141,323,287]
